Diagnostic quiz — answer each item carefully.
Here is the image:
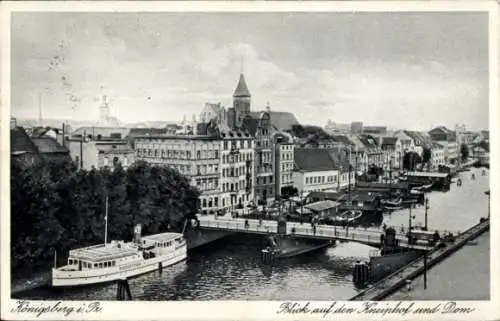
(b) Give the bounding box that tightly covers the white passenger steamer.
[52,198,187,287]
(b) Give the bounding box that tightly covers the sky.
[11,12,489,130]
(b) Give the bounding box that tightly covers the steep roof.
[233,73,251,97]
[294,148,337,172]
[31,137,69,154]
[11,127,39,155]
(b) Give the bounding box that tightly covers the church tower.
[99,95,110,125]
[233,73,251,129]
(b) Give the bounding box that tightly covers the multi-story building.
[430,142,445,170]
[357,135,385,169]
[272,132,295,198]
[134,134,221,214]
[379,137,402,170]
[251,111,274,205]
[429,126,458,164]
[219,130,255,212]
[134,129,255,215]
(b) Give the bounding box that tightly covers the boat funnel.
[134,224,142,244]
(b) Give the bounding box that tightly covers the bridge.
[197,216,439,251]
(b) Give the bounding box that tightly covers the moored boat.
[51,226,187,287]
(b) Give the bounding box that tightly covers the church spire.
[233,73,251,98]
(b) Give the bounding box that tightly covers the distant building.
[379,137,402,169]
[324,120,350,134]
[350,122,363,134]
[67,138,135,171]
[362,126,387,137]
[96,95,123,127]
[73,126,130,141]
[11,125,70,165]
[428,126,458,164]
[430,143,445,170]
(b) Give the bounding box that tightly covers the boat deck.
[70,244,139,262]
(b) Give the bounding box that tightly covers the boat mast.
[104,195,109,245]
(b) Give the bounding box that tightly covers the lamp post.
[408,200,416,245]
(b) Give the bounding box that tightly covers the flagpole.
[104,195,109,245]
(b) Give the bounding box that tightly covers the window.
[103,157,109,166]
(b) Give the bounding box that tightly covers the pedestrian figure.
[472,173,476,180]
[245,219,249,229]
[313,224,317,235]
[259,217,263,226]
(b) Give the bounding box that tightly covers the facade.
[251,111,275,205]
[219,130,255,212]
[430,143,446,170]
[379,137,402,170]
[429,126,458,164]
[134,134,221,214]
[134,131,255,214]
[67,139,135,170]
[272,132,295,198]
[357,135,385,169]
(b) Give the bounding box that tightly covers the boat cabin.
[404,171,451,191]
[141,233,186,250]
[67,243,141,271]
[304,200,340,220]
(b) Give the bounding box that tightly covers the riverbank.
[387,231,490,300]
[350,218,489,301]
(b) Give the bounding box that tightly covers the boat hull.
[52,247,186,287]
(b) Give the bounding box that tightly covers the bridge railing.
[198,217,439,250]
[199,217,277,234]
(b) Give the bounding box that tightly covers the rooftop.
[11,127,39,155]
[31,137,69,154]
[405,171,450,178]
[304,200,340,212]
[142,232,183,242]
[294,148,336,172]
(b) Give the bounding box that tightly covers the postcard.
[1,1,498,320]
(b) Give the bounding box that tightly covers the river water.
[16,167,490,301]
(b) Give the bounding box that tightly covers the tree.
[422,147,432,171]
[11,159,200,276]
[281,186,298,199]
[460,143,469,160]
[403,151,422,171]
